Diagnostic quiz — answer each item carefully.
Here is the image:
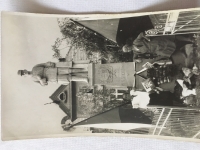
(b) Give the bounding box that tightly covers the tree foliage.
[76,85,129,116]
[59,19,115,53]
[52,18,133,63]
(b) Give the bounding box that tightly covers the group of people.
[123,66,199,109]
[175,66,199,105]
[122,32,194,62]
[18,31,198,109]
[122,32,199,108]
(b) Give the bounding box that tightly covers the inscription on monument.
[97,65,114,84]
[94,62,135,87]
[120,64,126,86]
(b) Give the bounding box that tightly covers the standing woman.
[122,32,176,61]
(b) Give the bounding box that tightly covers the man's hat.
[17,70,23,76]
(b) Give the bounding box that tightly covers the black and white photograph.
[1,7,200,142]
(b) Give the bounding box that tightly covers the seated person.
[130,90,150,108]
[176,78,196,98]
[182,95,197,106]
[129,89,175,108]
[176,67,198,98]
[148,91,175,106]
[182,67,198,83]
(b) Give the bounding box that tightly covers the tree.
[76,85,129,116]
[54,18,134,63]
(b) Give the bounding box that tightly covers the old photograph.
[1,8,200,141]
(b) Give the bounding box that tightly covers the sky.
[1,12,71,140]
[1,12,127,140]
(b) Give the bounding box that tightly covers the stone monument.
[88,62,136,87]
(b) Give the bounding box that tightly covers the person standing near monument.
[130,88,176,108]
[122,32,176,62]
[130,90,150,108]
[18,61,88,86]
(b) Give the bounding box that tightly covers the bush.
[54,18,133,63]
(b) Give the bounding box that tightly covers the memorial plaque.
[94,62,135,87]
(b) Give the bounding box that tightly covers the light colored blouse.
[130,90,150,108]
[177,79,196,97]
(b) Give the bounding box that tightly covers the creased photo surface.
[1,8,200,142]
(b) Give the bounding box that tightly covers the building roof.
[77,19,119,43]
[73,105,152,127]
[49,85,67,100]
[49,83,76,121]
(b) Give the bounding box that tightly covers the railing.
[146,10,200,36]
[149,107,200,139]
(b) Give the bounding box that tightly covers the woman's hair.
[183,95,197,105]
[183,74,197,90]
[126,37,134,46]
[122,93,133,101]
[122,37,134,53]
[122,45,132,53]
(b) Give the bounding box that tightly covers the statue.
[18,61,88,86]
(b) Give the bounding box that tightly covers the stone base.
[92,62,136,87]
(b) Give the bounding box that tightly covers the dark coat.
[149,91,174,106]
[116,16,154,46]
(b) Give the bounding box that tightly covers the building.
[49,82,130,123]
[72,105,153,133]
[49,82,88,123]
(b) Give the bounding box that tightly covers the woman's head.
[130,89,137,96]
[122,44,132,53]
[182,67,192,77]
[122,44,139,52]
[122,93,133,100]
[183,74,197,90]
[183,95,196,105]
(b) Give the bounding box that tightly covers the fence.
[148,106,200,139]
[146,10,200,36]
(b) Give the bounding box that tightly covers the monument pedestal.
[88,62,136,87]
